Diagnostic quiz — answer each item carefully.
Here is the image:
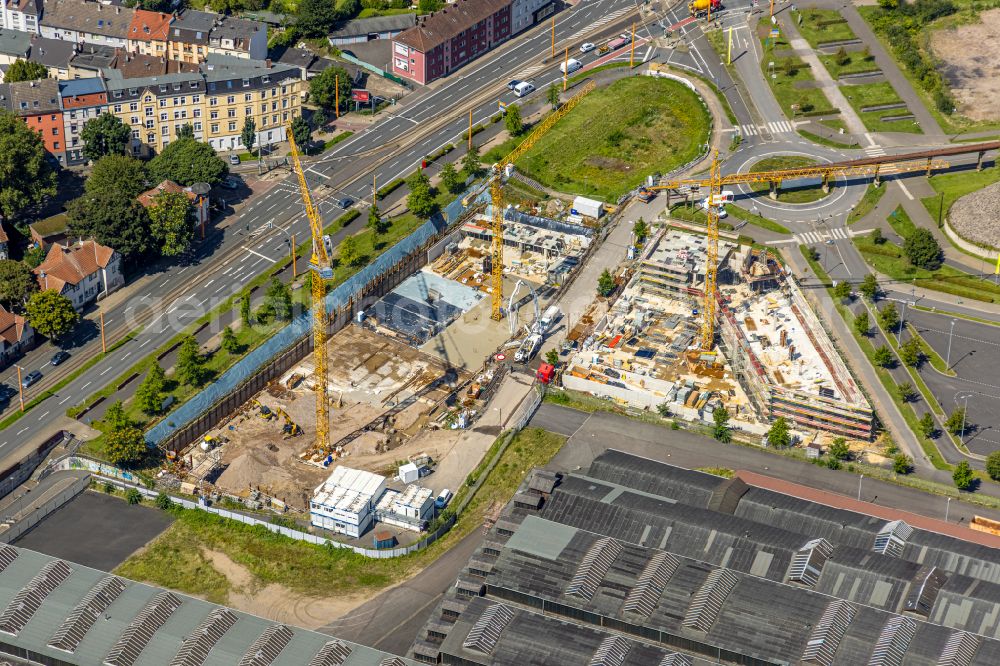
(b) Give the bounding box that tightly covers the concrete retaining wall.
[944,219,999,261]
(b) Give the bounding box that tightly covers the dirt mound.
[584,156,630,171]
[949,181,1000,250]
[929,9,1000,121]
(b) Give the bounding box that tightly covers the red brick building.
[391,0,512,85]
[0,78,64,163]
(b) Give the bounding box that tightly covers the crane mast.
[286,124,331,452]
[490,80,596,320]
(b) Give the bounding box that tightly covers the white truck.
[515,334,543,362]
[538,305,561,334]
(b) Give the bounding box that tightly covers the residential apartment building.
[391,0,512,85]
[59,77,106,165]
[105,70,205,155]
[26,35,77,79]
[390,0,553,84]
[203,62,302,151]
[2,0,39,35]
[0,78,64,162]
[165,9,213,64]
[34,239,123,310]
[207,14,266,60]
[0,304,34,370]
[40,0,134,49]
[0,28,30,66]
[126,9,171,58]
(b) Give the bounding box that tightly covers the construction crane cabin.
[286,124,332,453]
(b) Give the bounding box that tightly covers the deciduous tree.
[899,336,922,367]
[265,277,293,321]
[597,269,615,297]
[406,169,435,218]
[67,192,151,259]
[986,450,1000,481]
[829,437,850,460]
[291,114,312,149]
[953,460,975,491]
[904,227,943,270]
[25,290,78,340]
[103,400,131,432]
[221,326,241,354]
[854,311,870,337]
[633,218,649,245]
[873,345,894,368]
[461,143,481,178]
[504,103,523,136]
[893,453,913,474]
[147,190,194,257]
[766,417,790,448]
[81,114,132,161]
[0,260,37,312]
[308,65,352,110]
[878,301,899,332]
[896,382,917,402]
[85,155,148,199]
[5,59,48,82]
[297,0,339,36]
[859,273,879,300]
[919,412,936,438]
[440,162,461,194]
[547,84,561,110]
[148,137,228,186]
[105,427,147,467]
[713,407,732,443]
[833,281,851,300]
[0,110,57,222]
[945,407,967,436]
[241,117,256,155]
[339,235,361,267]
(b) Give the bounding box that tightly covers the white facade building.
[309,466,387,538]
[375,485,434,532]
[2,0,40,34]
[510,0,554,35]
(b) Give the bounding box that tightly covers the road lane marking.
[205,279,215,287]
[38,411,49,420]
[58,396,71,405]
[246,248,274,262]
[100,367,112,375]
[81,382,91,390]
[17,427,28,436]
[897,180,915,201]
[121,352,131,360]
[140,338,152,347]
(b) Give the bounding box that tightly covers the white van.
[560,58,583,74]
[435,489,453,510]
[513,81,535,98]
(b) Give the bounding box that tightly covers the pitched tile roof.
[41,0,135,39]
[394,0,510,52]
[137,179,196,208]
[34,239,115,293]
[128,9,172,42]
[106,49,199,79]
[329,12,416,38]
[0,304,29,346]
[7,78,60,115]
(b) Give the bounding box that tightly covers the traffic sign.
[495,353,506,361]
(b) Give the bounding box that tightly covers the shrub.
[154,493,173,510]
[125,488,143,505]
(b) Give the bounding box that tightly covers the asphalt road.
[908,308,1000,456]
[0,0,651,463]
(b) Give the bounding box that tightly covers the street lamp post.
[857,473,863,501]
[897,297,907,345]
[945,497,952,522]
[14,365,24,412]
[946,319,956,369]
[959,393,971,442]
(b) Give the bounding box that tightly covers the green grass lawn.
[858,5,1000,135]
[760,53,836,120]
[920,166,1000,230]
[819,51,879,79]
[853,230,1000,303]
[749,155,829,203]
[841,82,922,134]
[847,183,886,225]
[514,76,711,200]
[791,8,858,47]
[115,427,565,602]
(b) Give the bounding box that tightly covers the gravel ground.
[949,180,1000,249]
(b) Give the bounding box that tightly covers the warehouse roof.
[0,543,414,666]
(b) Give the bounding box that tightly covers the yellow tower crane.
[490,80,596,320]
[654,155,949,349]
[287,124,331,452]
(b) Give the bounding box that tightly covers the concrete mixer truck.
[688,0,721,16]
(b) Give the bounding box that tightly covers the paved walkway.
[810,0,945,137]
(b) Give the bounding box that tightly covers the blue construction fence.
[146,184,489,448]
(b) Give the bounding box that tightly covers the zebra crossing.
[566,6,633,41]
[738,120,795,136]
[795,227,850,245]
[512,62,546,80]
[863,145,887,158]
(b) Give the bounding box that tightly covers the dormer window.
[242,78,250,87]
[262,75,269,83]
[159,84,166,92]
[173,83,181,91]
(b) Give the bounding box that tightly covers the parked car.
[21,370,41,389]
[228,154,241,165]
[507,79,522,91]
[435,488,453,510]
[50,351,70,366]
[580,42,596,53]
[221,176,241,190]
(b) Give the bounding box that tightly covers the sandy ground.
[203,548,371,627]
[930,9,1000,121]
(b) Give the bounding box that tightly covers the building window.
[192,95,200,104]
[244,93,252,102]
[227,95,235,104]
[244,106,251,116]
[159,99,167,108]
[227,109,236,118]
[159,113,167,121]
[210,123,219,133]
[145,107,153,117]
[162,126,169,136]
[193,109,201,118]
[193,122,202,131]
[53,141,60,149]
[131,116,139,125]
[209,97,217,106]
[145,120,154,128]
[113,104,122,113]
[129,102,138,111]
[210,110,218,119]
[228,121,237,131]
[52,127,58,135]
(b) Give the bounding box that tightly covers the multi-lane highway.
[0,0,655,462]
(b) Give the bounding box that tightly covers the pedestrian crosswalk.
[738,120,795,136]
[863,145,887,157]
[795,227,850,245]
[513,63,546,80]
[566,6,633,41]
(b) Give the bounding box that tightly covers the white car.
[580,42,596,53]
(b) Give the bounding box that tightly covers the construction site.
[562,225,874,440]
